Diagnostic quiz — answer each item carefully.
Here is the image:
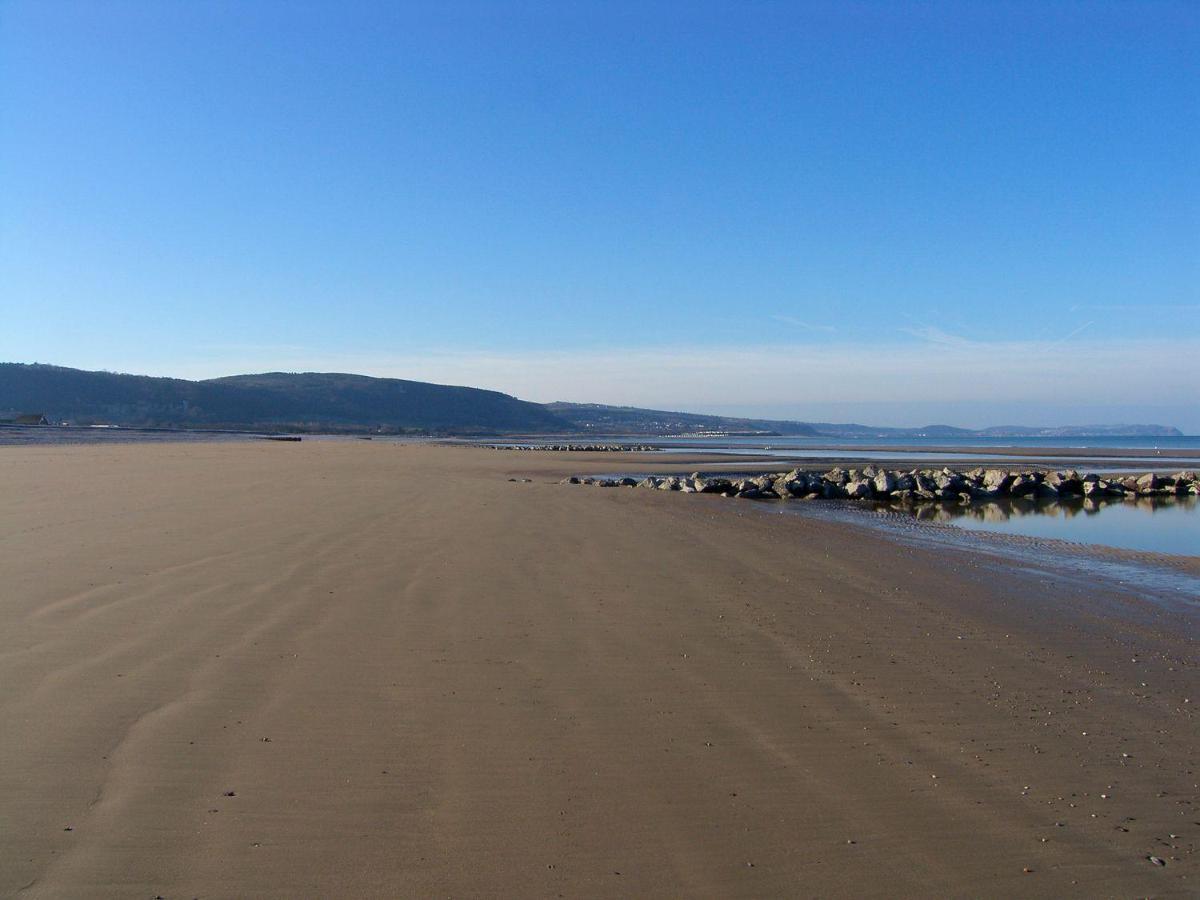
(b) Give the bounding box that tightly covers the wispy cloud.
[1069,303,1200,313]
[769,315,836,333]
[1046,320,1094,348]
[899,325,975,347]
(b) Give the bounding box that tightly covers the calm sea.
[639,434,1200,452]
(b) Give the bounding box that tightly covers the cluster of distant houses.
[0,413,50,425]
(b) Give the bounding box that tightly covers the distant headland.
[0,363,1184,438]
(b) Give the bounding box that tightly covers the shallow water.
[777,500,1200,605]
[507,433,1200,466]
[594,468,1199,558]
[881,495,1198,557]
[663,446,1199,465]
[646,434,1200,451]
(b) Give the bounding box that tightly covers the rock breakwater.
[562,466,1199,502]
[491,443,658,452]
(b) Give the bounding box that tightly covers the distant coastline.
[1,362,1187,439]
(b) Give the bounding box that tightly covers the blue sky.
[2,1,1197,428]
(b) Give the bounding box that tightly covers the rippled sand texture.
[1,442,1196,897]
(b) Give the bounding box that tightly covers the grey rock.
[1044,471,1082,495]
[773,477,799,497]
[1136,472,1160,492]
[845,480,873,500]
[1009,475,1038,497]
[696,478,733,494]
[982,469,1012,490]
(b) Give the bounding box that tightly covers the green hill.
[544,402,819,435]
[2,363,1184,438]
[0,364,569,434]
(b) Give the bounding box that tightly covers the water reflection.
[898,494,1190,522]
[881,494,1198,556]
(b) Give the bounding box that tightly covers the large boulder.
[1135,472,1160,493]
[913,472,937,493]
[1162,474,1191,494]
[1044,471,1082,495]
[822,481,847,499]
[773,477,799,497]
[696,477,732,494]
[873,471,897,495]
[982,469,1012,491]
[845,479,873,500]
[1009,474,1038,497]
[934,471,965,491]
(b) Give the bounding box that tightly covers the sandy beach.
[1,441,1196,897]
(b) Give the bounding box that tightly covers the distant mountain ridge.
[0,364,568,433]
[542,402,819,435]
[794,421,1184,439]
[0,364,1184,437]
[546,402,1183,438]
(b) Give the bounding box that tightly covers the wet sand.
[1,442,1196,897]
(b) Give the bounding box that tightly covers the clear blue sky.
[2,1,1197,428]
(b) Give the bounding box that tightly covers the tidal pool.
[890,495,1197,557]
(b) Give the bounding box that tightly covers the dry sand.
[1,441,1196,898]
